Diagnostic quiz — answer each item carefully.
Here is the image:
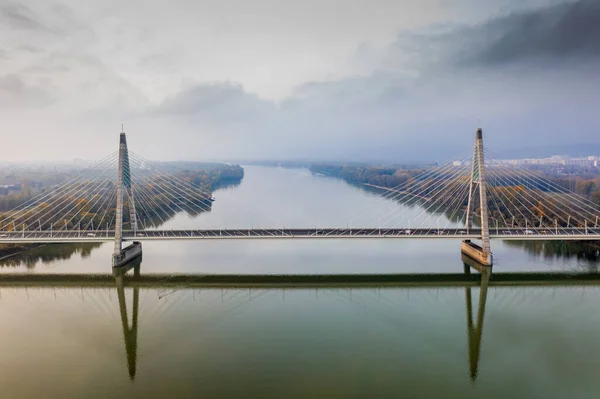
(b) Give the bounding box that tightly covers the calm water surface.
[1,166,599,398]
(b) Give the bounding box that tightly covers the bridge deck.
[0,227,599,243]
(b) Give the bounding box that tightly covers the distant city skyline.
[454,154,600,168]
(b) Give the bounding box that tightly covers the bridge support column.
[113,126,142,267]
[462,128,493,266]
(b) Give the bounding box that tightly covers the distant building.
[0,183,22,192]
[494,154,600,168]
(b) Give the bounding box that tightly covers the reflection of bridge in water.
[2,256,600,383]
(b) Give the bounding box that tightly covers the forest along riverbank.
[363,183,431,201]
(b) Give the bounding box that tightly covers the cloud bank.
[0,0,598,162]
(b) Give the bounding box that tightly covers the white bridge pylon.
[463,128,493,266]
[113,127,141,267]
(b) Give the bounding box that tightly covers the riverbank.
[364,183,431,201]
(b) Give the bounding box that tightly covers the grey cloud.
[147,35,600,162]
[0,74,53,107]
[137,52,180,74]
[18,45,43,53]
[155,82,274,123]
[50,3,74,21]
[0,3,52,33]
[383,0,600,71]
[0,74,23,92]
[1,0,598,162]
[23,63,70,74]
[462,0,600,66]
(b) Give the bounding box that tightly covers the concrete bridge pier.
[462,128,493,266]
[461,241,493,267]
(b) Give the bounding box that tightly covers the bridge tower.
[113,126,142,267]
[462,128,493,266]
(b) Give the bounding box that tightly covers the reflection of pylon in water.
[114,261,140,381]
[464,261,490,383]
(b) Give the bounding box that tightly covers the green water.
[1,277,599,398]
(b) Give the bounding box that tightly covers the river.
[0,166,599,398]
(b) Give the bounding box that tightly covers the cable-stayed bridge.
[2,127,600,267]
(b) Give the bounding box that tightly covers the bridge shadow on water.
[2,255,600,386]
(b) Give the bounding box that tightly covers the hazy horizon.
[1,0,599,162]
[6,141,600,168]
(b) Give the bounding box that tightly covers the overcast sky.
[1,0,598,162]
